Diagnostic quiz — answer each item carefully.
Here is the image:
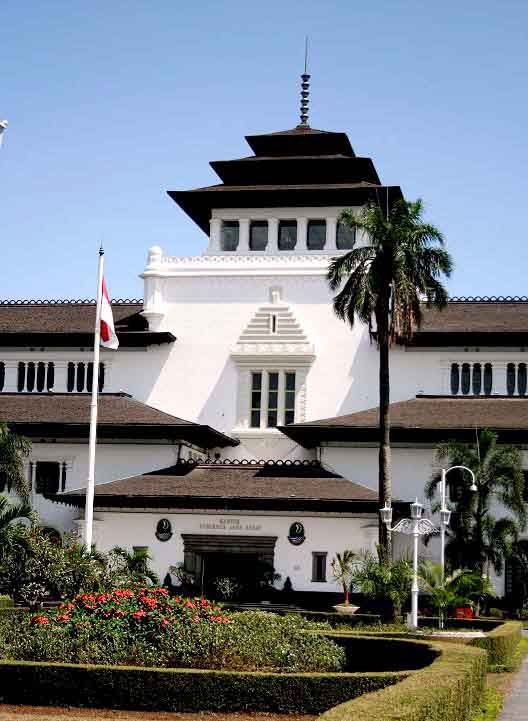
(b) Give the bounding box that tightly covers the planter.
[455,607,474,620]
[333,604,360,615]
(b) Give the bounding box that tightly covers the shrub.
[0,592,345,673]
[320,642,486,721]
[0,595,13,609]
[470,620,522,670]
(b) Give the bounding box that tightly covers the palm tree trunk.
[377,307,392,560]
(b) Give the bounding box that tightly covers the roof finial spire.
[298,36,310,127]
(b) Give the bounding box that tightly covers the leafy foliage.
[352,549,412,619]
[328,200,452,554]
[426,429,526,574]
[331,550,357,604]
[0,424,31,501]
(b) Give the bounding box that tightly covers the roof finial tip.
[298,36,311,127]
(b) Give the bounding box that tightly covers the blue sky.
[1,0,526,299]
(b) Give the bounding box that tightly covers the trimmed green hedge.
[470,620,522,669]
[0,660,404,713]
[320,642,487,721]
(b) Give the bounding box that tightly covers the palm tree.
[426,429,526,575]
[352,548,412,621]
[0,423,31,501]
[331,550,357,605]
[111,546,160,586]
[328,199,452,555]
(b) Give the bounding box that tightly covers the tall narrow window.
[312,552,327,582]
[36,362,46,393]
[26,362,36,393]
[98,362,105,392]
[17,363,26,392]
[450,363,460,395]
[250,372,262,428]
[518,364,527,396]
[336,222,356,250]
[35,461,60,495]
[267,372,279,427]
[461,363,471,395]
[0,362,4,392]
[307,220,326,250]
[278,220,297,250]
[61,462,67,492]
[483,363,493,395]
[221,221,239,251]
[284,372,296,425]
[87,362,94,393]
[249,221,268,251]
[269,314,278,334]
[472,363,482,395]
[76,363,85,393]
[67,362,75,392]
[507,363,516,396]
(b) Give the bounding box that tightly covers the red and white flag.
[100,278,119,350]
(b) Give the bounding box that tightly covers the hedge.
[0,660,406,713]
[0,635,437,713]
[470,620,523,669]
[320,642,487,721]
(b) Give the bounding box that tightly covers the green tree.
[426,429,526,575]
[331,550,357,605]
[109,546,160,586]
[0,495,33,563]
[0,424,31,501]
[352,548,412,620]
[328,199,452,555]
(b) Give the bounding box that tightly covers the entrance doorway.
[181,534,278,601]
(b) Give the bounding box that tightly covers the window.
[249,221,268,251]
[450,362,493,396]
[278,220,297,250]
[312,552,327,582]
[221,221,239,251]
[267,372,279,427]
[507,363,527,397]
[336,222,356,250]
[67,362,104,393]
[17,361,54,393]
[0,362,4,392]
[250,372,262,428]
[35,461,61,495]
[248,370,297,428]
[307,220,326,250]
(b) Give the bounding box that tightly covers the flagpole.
[85,246,104,549]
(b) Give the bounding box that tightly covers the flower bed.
[0,588,345,673]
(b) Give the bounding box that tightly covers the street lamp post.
[380,499,437,630]
[0,120,8,148]
[439,466,477,580]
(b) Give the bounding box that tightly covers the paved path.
[497,633,528,721]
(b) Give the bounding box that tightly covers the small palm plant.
[0,495,33,563]
[331,550,357,605]
[0,424,32,502]
[352,548,412,621]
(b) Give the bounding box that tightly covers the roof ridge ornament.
[298,37,310,127]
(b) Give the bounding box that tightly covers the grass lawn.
[0,710,316,721]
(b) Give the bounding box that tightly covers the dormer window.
[249,221,268,251]
[278,220,297,250]
[221,221,239,251]
[307,220,326,250]
[336,222,356,250]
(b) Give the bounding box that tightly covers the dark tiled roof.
[55,460,378,511]
[0,393,238,448]
[0,302,175,346]
[407,301,528,346]
[280,396,528,447]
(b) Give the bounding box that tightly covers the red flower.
[30,615,49,625]
[132,610,146,620]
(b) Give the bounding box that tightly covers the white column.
[239,218,250,253]
[297,217,308,251]
[267,218,278,254]
[326,217,337,251]
[4,361,18,392]
[209,218,221,252]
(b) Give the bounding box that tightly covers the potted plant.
[331,550,359,614]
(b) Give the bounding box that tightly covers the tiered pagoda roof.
[168,125,403,233]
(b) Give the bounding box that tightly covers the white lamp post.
[439,466,477,580]
[0,120,8,148]
[380,499,437,630]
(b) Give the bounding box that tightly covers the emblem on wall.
[288,521,305,546]
[155,518,173,542]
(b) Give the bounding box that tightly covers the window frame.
[311,552,328,583]
[247,369,298,429]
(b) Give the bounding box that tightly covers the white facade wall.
[93,509,378,593]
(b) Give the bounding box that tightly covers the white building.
[2,94,527,604]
